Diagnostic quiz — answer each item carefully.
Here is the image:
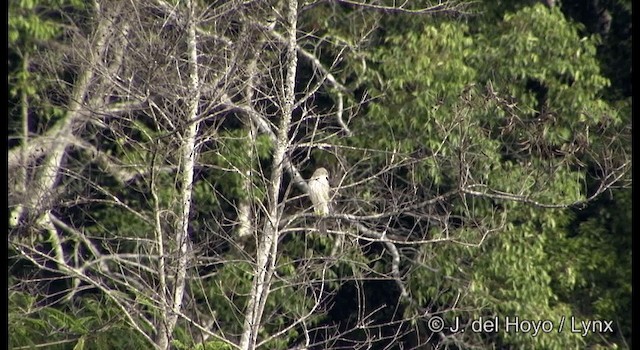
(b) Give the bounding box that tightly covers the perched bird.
[308,167,331,217]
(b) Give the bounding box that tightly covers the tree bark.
[239,1,298,349]
[155,0,200,348]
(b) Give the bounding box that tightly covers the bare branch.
[335,0,472,15]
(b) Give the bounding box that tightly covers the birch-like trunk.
[237,45,260,243]
[10,53,30,227]
[239,1,298,349]
[236,122,256,242]
[154,1,200,348]
[10,3,114,228]
[9,5,119,293]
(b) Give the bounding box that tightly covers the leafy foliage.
[9,291,150,349]
[333,2,629,349]
[8,0,630,349]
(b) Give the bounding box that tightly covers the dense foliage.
[8,0,630,349]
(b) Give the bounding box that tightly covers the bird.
[308,167,331,217]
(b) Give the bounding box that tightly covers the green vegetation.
[9,0,630,349]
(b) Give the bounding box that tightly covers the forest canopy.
[8,0,631,349]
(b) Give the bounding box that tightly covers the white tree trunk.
[155,0,200,348]
[239,1,298,349]
[10,4,113,227]
[237,45,260,243]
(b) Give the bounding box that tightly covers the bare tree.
[8,0,629,349]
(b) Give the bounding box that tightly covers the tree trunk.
[239,1,298,349]
[155,0,200,348]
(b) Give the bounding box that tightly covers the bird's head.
[311,167,329,180]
